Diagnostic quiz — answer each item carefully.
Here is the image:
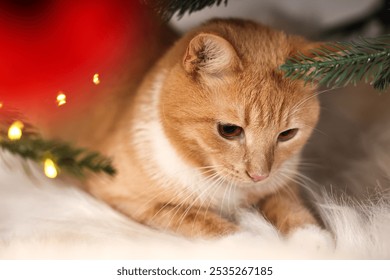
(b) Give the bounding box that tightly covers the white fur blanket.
[1,85,390,259]
[0,151,389,259]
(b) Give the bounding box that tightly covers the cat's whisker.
[299,86,341,107]
[176,174,224,234]
[168,189,215,233]
[148,187,191,224]
[169,165,223,181]
[140,165,223,220]
[129,168,189,200]
[163,196,197,233]
[297,161,322,169]
[273,175,289,195]
[297,159,319,166]
[289,106,320,116]
[286,87,338,120]
[284,164,320,186]
[208,175,229,212]
[139,187,193,224]
[286,87,341,122]
[278,171,317,198]
[196,176,227,233]
[270,172,300,203]
[289,91,322,115]
[227,178,240,216]
[294,173,321,192]
[165,172,222,232]
[295,178,319,191]
[299,123,328,136]
[147,172,221,223]
[132,184,182,218]
[217,176,231,218]
[225,180,234,216]
[189,175,223,231]
[316,86,342,95]
[195,165,224,170]
[262,179,285,213]
[182,174,220,220]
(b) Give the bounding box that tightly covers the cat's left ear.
[183,33,242,76]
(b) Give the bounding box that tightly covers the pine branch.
[280,35,390,91]
[143,0,228,20]
[0,137,115,177]
[0,112,116,179]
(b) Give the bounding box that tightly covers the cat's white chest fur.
[132,72,244,216]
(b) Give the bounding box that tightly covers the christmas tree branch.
[0,113,116,179]
[143,0,228,20]
[280,35,390,91]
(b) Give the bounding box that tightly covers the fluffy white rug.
[0,151,389,259]
[1,85,390,259]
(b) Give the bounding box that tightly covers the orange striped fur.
[87,19,320,238]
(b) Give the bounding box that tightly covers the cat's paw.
[172,210,239,238]
[199,219,239,238]
[276,210,319,235]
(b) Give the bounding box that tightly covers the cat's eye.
[218,123,243,139]
[278,128,298,142]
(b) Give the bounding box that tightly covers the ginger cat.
[86,19,321,238]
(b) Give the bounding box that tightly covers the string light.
[56,92,67,106]
[8,121,24,140]
[93,73,100,85]
[44,158,58,179]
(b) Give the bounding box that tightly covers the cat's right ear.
[183,33,241,76]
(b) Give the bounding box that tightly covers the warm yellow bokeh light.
[0,102,3,108]
[8,121,24,140]
[93,73,100,85]
[44,158,58,179]
[56,92,67,106]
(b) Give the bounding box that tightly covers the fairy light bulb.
[8,121,24,140]
[44,158,58,179]
[56,92,67,106]
[93,73,100,85]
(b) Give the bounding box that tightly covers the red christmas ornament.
[0,0,146,116]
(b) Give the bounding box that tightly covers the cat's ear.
[183,33,241,75]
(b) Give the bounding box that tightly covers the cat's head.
[160,19,320,188]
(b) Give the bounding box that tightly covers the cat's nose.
[248,173,268,182]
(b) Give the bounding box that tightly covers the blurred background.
[170,0,389,39]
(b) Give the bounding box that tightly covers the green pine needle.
[143,0,228,20]
[0,136,116,178]
[0,115,116,178]
[280,35,390,91]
